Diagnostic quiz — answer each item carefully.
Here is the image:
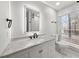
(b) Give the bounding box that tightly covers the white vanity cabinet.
[2,39,56,58]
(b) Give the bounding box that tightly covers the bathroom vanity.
[1,35,57,58]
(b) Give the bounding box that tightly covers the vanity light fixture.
[56,2,60,6]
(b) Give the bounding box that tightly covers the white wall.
[0,1,11,56]
[11,1,57,38]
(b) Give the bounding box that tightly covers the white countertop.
[1,35,55,57]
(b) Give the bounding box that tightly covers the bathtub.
[55,40,79,57]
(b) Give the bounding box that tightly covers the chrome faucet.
[29,33,38,39]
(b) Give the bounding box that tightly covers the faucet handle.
[33,33,38,38]
[29,36,32,39]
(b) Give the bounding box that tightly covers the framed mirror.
[24,6,40,32]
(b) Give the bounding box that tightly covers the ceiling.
[42,1,76,11]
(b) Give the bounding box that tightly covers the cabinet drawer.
[29,41,51,58]
[3,49,29,58]
[29,44,43,58]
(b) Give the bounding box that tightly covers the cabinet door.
[40,41,50,58]
[49,40,56,58]
[42,40,56,58]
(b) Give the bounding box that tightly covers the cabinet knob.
[39,50,43,53]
